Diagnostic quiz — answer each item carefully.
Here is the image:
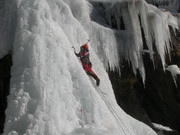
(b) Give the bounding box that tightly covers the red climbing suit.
[75,44,100,86]
[78,51,91,72]
[83,63,92,72]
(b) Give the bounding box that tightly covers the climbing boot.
[96,78,100,86]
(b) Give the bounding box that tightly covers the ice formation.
[153,123,174,131]
[88,0,178,82]
[0,0,179,135]
[145,0,180,13]
[166,65,180,87]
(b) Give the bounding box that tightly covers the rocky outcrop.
[108,27,180,134]
[0,54,12,133]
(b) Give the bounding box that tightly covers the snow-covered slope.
[0,0,179,135]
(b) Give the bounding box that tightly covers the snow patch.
[166,65,180,87]
[153,123,174,131]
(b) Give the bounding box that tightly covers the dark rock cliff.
[0,54,12,133]
[108,27,180,134]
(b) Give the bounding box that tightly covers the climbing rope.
[95,85,134,135]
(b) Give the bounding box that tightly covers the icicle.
[88,0,178,85]
[166,65,180,87]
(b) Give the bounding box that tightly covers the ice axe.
[86,39,90,44]
[72,39,90,52]
[72,46,76,53]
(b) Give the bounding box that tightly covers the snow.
[0,0,179,135]
[145,0,180,13]
[153,123,174,131]
[166,65,180,87]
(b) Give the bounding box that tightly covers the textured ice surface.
[1,0,179,134]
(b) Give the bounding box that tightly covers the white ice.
[166,65,180,87]
[0,0,179,135]
[0,0,13,59]
[153,123,174,131]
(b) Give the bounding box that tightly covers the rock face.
[0,54,12,133]
[109,28,180,134]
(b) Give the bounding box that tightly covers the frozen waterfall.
[0,0,179,135]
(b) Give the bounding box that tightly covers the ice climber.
[73,44,100,86]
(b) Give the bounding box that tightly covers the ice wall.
[2,0,158,135]
[87,0,178,83]
[2,0,178,134]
